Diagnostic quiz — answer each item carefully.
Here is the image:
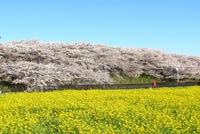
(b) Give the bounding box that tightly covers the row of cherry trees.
[0,40,200,91]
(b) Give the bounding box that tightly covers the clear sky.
[0,0,200,56]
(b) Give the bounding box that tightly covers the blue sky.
[0,0,200,56]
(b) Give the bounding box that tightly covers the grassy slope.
[110,73,162,84]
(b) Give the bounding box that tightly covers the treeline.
[0,40,200,92]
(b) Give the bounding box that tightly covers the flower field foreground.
[0,86,200,134]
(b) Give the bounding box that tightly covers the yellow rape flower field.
[0,86,200,134]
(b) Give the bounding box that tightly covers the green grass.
[110,73,161,84]
[0,82,25,93]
